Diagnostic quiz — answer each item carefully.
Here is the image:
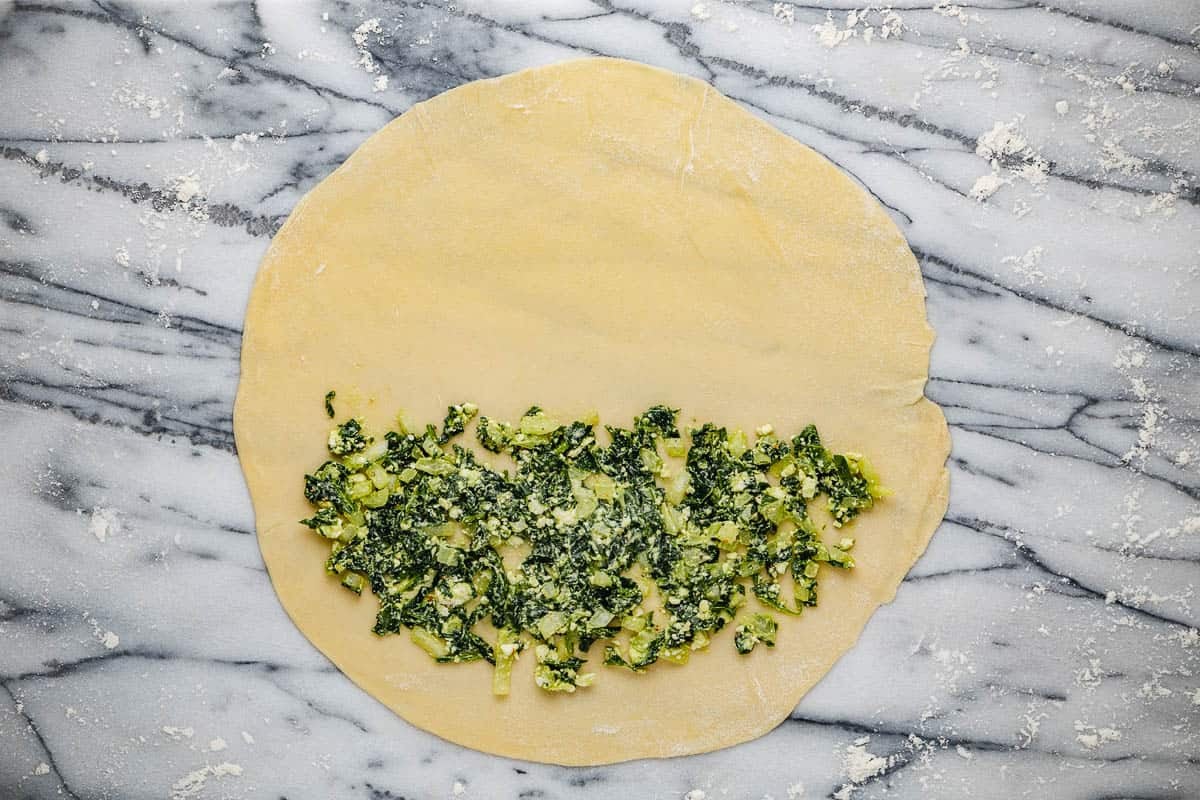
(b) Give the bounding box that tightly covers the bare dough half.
[234,57,950,766]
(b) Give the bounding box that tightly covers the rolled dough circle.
[234,57,949,765]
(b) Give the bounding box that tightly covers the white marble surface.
[1,1,1198,798]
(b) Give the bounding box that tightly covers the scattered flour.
[85,613,120,650]
[970,119,1048,202]
[113,246,130,267]
[1017,703,1049,748]
[969,172,1008,201]
[812,6,903,48]
[932,1,974,23]
[832,736,893,796]
[352,18,383,74]
[373,74,389,92]
[241,731,255,745]
[33,762,50,776]
[170,762,243,800]
[1074,721,1122,750]
[976,119,1029,160]
[1172,629,1199,649]
[1113,344,1163,466]
[843,737,890,782]
[786,782,805,798]
[167,172,202,203]
[88,506,121,542]
[1002,246,1046,285]
[1138,190,1178,221]
[812,13,854,48]
[684,791,707,800]
[772,3,795,25]
[230,132,260,152]
[1055,100,1070,115]
[35,148,49,164]
[1075,657,1105,690]
[113,85,170,120]
[690,3,711,21]
[452,780,466,796]
[1099,139,1146,175]
[162,726,195,741]
[208,737,227,752]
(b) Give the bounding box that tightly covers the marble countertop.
[2,2,1198,798]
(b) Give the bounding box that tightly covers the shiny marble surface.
[1,1,1198,798]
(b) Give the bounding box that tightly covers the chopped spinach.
[301,399,886,693]
[327,418,369,456]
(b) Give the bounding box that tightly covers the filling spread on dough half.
[300,394,888,694]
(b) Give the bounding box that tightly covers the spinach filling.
[301,401,887,694]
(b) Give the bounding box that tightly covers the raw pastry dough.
[234,57,949,765]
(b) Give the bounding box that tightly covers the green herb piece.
[440,402,479,444]
[301,399,885,693]
[734,613,778,654]
[327,418,369,456]
[324,390,337,418]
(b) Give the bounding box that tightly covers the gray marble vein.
[1,1,1197,798]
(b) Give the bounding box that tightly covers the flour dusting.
[168,172,202,203]
[169,762,243,800]
[1074,721,1122,751]
[353,18,383,73]
[831,736,893,797]
[88,506,122,542]
[970,118,1049,202]
[812,6,903,48]
[1001,246,1046,285]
